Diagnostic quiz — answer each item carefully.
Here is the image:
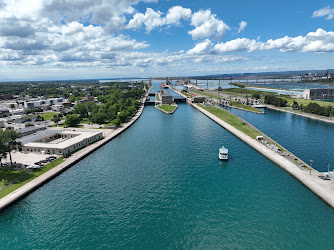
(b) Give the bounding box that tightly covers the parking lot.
[4,152,58,166]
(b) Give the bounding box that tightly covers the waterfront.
[227,107,334,172]
[1,90,334,248]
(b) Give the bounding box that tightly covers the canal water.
[1,87,334,248]
[227,107,334,172]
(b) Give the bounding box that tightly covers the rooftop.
[17,126,45,134]
[18,129,61,144]
[23,130,102,149]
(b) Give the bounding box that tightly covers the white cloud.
[127,6,192,32]
[312,6,334,20]
[188,9,230,40]
[213,38,258,53]
[165,6,192,25]
[127,8,164,33]
[187,39,213,54]
[212,29,334,53]
[238,21,247,33]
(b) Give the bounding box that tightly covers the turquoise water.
[1,87,334,248]
[227,107,334,172]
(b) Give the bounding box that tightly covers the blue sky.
[0,0,333,80]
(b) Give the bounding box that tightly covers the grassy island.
[156,104,178,114]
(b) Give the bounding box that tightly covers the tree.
[90,113,108,124]
[68,95,76,102]
[74,103,88,118]
[65,114,81,127]
[292,101,299,110]
[117,111,128,123]
[252,93,260,99]
[0,132,8,166]
[51,116,61,124]
[10,104,15,109]
[25,123,34,127]
[0,130,22,166]
[113,118,121,127]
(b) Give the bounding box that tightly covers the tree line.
[66,85,146,127]
[292,101,334,117]
[264,95,288,107]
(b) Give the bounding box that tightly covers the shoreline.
[191,103,334,209]
[266,105,334,124]
[0,86,152,212]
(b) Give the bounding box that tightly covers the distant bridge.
[149,76,302,85]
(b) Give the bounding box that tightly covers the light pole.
[310,160,313,175]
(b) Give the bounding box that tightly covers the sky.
[0,0,333,80]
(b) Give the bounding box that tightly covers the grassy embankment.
[281,96,334,108]
[198,104,260,139]
[223,87,276,96]
[191,89,263,113]
[0,157,64,199]
[156,104,177,113]
[182,92,192,97]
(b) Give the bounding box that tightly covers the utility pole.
[218,80,220,104]
[246,88,248,105]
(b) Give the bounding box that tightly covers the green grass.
[80,118,90,124]
[191,89,218,99]
[40,112,59,120]
[230,101,263,113]
[198,104,260,139]
[182,92,192,97]
[156,105,177,113]
[281,97,334,108]
[222,88,275,96]
[0,157,64,199]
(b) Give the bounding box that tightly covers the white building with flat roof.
[20,130,103,155]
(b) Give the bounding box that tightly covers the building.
[0,108,9,117]
[0,94,13,100]
[16,126,46,137]
[51,104,65,113]
[76,95,96,104]
[19,129,103,155]
[24,98,64,110]
[161,92,173,104]
[0,119,5,128]
[303,88,334,100]
[193,96,206,103]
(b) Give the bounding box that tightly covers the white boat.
[219,146,228,160]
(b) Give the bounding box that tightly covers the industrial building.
[24,98,64,110]
[303,88,334,100]
[161,92,173,104]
